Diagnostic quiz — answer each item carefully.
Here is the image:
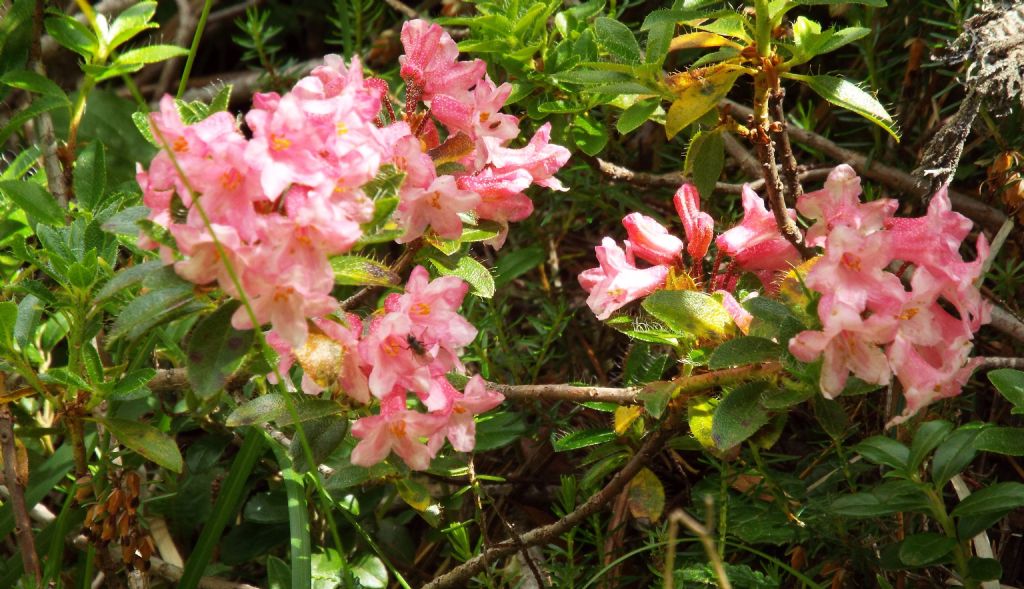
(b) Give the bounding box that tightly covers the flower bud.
[621,213,683,265]
[674,183,714,262]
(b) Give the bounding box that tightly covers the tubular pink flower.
[622,213,683,266]
[398,19,486,103]
[395,175,481,242]
[715,185,800,272]
[796,164,897,246]
[674,183,714,261]
[350,394,446,470]
[436,375,505,452]
[579,238,668,320]
[484,123,571,191]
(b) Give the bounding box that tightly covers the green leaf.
[187,302,254,399]
[267,556,291,589]
[100,417,183,472]
[594,17,642,63]
[0,302,16,350]
[645,17,674,67]
[711,381,770,450]
[616,100,659,134]
[208,84,233,114]
[106,1,158,51]
[179,432,265,589]
[426,253,495,298]
[831,480,930,517]
[115,44,189,65]
[665,65,742,139]
[351,555,388,589]
[93,260,163,303]
[989,369,1024,414]
[783,73,898,140]
[854,436,909,471]
[814,397,848,440]
[623,344,669,385]
[642,290,732,339]
[966,558,1002,582]
[907,419,953,472]
[73,142,106,212]
[792,0,885,6]
[494,245,545,288]
[951,482,1024,519]
[44,15,98,59]
[639,381,674,419]
[571,112,609,155]
[932,426,982,486]
[108,369,156,401]
[474,411,528,451]
[226,394,344,427]
[0,180,64,226]
[0,95,69,146]
[108,269,198,342]
[1,70,68,100]
[684,129,724,201]
[551,428,616,452]
[14,294,42,351]
[289,416,348,474]
[707,336,782,369]
[974,427,1024,456]
[898,533,955,566]
[330,255,397,287]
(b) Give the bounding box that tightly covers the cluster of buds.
[81,472,155,572]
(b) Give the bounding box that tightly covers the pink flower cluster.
[787,165,990,423]
[137,19,569,349]
[267,267,503,470]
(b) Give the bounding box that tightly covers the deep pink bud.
[621,213,683,265]
[674,183,714,261]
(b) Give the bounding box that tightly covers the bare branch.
[0,390,40,584]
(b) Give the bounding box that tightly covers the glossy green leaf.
[831,480,930,517]
[0,180,64,226]
[351,555,388,589]
[0,302,16,350]
[552,428,616,452]
[898,533,955,566]
[330,254,397,286]
[784,73,898,140]
[989,369,1024,414]
[966,558,1002,582]
[44,15,97,59]
[814,397,848,440]
[974,427,1024,456]
[426,253,495,298]
[0,95,69,146]
[1,69,68,100]
[73,141,106,212]
[494,245,545,288]
[792,0,885,6]
[907,419,953,471]
[932,426,982,486]
[93,260,163,303]
[110,368,157,401]
[642,289,732,339]
[100,417,183,472]
[707,336,782,369]
[187,302,254,399]
[711,381,770,450]
[226,394,344,427]
[571,112,609,155]
[950,482,1024,519]
[289,415,348,474]
[13,294,42,350]
[854,436,909,471]
[106,1,158,51]
[617,99,659,134]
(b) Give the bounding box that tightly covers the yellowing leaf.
[670,32,743,51]
[664,64,743,138]
[626,468,666,521]
[778,256,820,307]
[395,478,431,512]
[614,406,643,435]
[688,395,718,450]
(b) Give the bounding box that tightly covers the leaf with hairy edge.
[670,32,743,51]
[0,180,63,226]
[330,255,397,287]
[0,302,16,350]
[711,381,770,450]
[44,15,97,59]
[783,73,899,139]
[426,253,495,298]
[594,17,642,63]
[551,428,615,451]
[708,336,782,369]
[665,65,742,138]
[114,44,189,65]
[0,96,69,145]
[617,100,660,134]
[100,417,183,472]
[1,70,69,100]
[106,1,158,51]
[73,142,106,212]
[642,289,732,339]
[226,394,344,427]
[187,302,254,399]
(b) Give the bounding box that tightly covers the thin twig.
[666,508,733,589]
[0,379,41,585]
[770,87,804,205]
[722,99,1008,231]
[722,132,762,179]
[29,0,69,207]
[421,421,677,589]
[382,0,420,19]
[152,0,195,100]
[977,356,1024,370]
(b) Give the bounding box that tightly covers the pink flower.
[789,302,897,398]
[350,394,446,470]
[432,75,520,160]
[715,291,753,335]
[674,183,714,262]
[621,213,683,266]
[395,175,481,242]
[796,164,896,247]
[579,238,669,320]
[484,123,571,191]
[359,313,435,399]
[715,185,800,272]
[399,20,486,103]
[398,266,477,347]
[434,375,504,452]
[804,226,906,316]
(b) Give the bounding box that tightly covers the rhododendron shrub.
[136,19,568,469]
[580,165,989,424]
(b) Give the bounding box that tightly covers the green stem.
[754,0,772,58]
[177,0,214,99]
[924,486,975,588]
[67,76,97,158]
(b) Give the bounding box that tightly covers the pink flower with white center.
[579,237,669,320]
[622,213,683,266]
[674,183,714,262]
[484,123,571,191]
[399,20,486,103]
[796,164,897,247]
[395,175,481,242]
[350,393,447,470]
[790,302,898,398]
[804,226,906,316]
[432,375,505,452]
[716,185,800,272]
